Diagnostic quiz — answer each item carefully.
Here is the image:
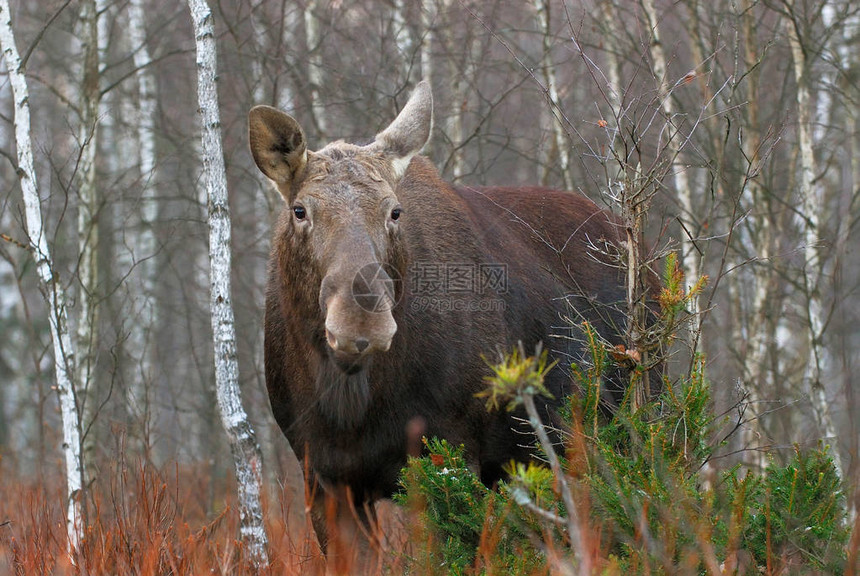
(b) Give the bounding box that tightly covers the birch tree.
[250,0,277,107]
[418,0,436,157]
[785,6,843,481]
[123,0,160,440]
[534,0,573,190]
[276,6,299,113]
[76,0,102,461]
[304,0,327,139]
[187,0,269,565]
[0,0,84,553]
[733,0,773,471]
[597,1,622,113]
[393,0,412,75]
[641,0,701,322]
[442,0,478,180]
[421,0,434,86]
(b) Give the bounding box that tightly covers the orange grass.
[0,460,326,575]
[0,459,423,575]
[3,458,860,574]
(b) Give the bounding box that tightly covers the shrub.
[395,255,849,574]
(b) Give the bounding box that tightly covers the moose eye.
[390,207,402,221]
[293,205,306,220]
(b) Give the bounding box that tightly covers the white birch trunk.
[187,0,269,565]
[76,0,101,459]
[276,5,299,113]
[393,0,411,64]
[641,0,700,318]
[130,0,158,244]
[101,0,150,442]
[786,15,843,480]
[534,0,573,191]
[443,0,476,180]
[447,39,476,181]
[724,0,771,471]
[419,0,435,158]
[0,0,84,553]
[250,0,270,105]
[96,0,115,176]
[124,0,159,431]
[304,0,327,138]
[420,0,434,85]
[598,1,622,113]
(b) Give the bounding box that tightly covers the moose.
[249,82,638,560]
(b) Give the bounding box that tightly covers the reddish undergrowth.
[3,456,858,575]
[0,460,328,575]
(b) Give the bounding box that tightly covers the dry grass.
[0,460,329,575]
[3,456,859,575]
[0,457,431,575]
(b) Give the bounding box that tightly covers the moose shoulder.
[250,81,633,552]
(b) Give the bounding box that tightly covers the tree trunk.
[0,0,84,553]
[641,0,700,321]
[393,0,412,71]
[420,0,434,84]
[534,0,573,191]
[75,0,102,466]
[122,0,160,451]
[785,11,843,480]
[443,0,476,180]
[598,1,622,113]
[419,0,436,157]
[186,0,270,566]
[304,0,327,139]
[735,0,771,471]
[276,3,299,112]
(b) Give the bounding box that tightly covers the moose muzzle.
[321,263,398,372]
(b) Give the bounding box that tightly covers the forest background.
[0,0,858,571]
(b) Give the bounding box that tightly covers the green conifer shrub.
[395,253,848,574]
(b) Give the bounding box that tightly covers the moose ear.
[372,81,433,179]
[249,105,308,187]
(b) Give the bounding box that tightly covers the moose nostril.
[325,329,338,350]
[355,338,370,353]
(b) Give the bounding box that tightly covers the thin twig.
[521,392,590,576]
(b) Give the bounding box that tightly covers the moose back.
[250,81,630,550]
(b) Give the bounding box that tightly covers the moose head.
[249,82,432,376]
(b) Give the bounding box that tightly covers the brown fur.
[252,83,639,556]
